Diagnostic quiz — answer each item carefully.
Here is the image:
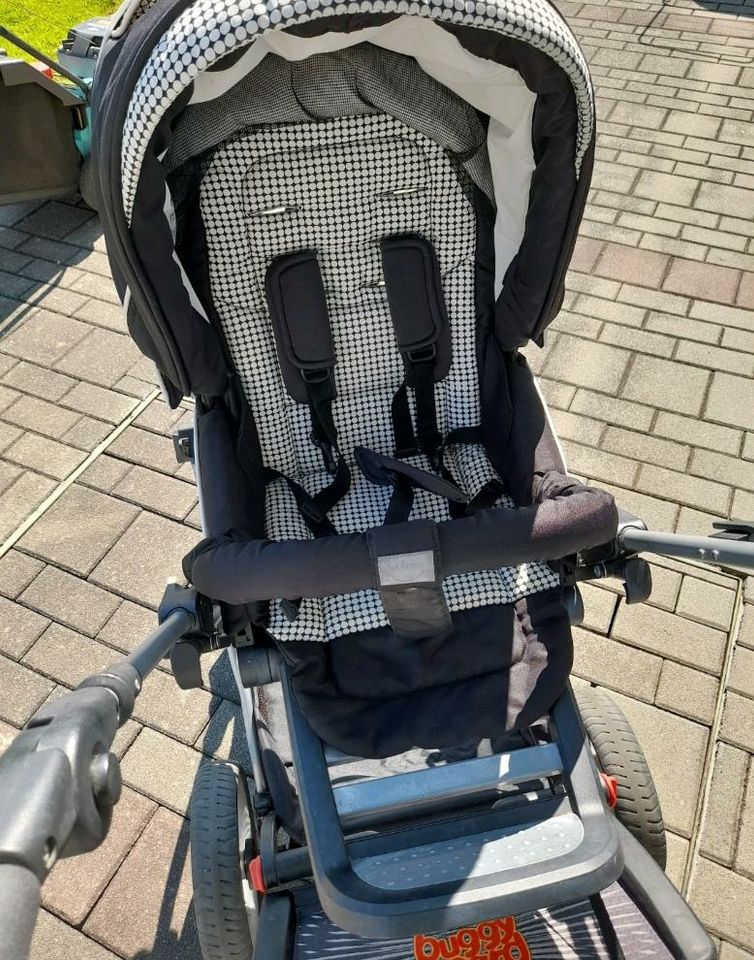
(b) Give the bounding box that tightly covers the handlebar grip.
[0,864,40,960]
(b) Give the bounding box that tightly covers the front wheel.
[190,761,258,960]
[576,686,667,869]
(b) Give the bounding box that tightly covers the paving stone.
[590,160,640,195]
[569,236,604,273]
[74,298,127,334]
[595,242,669,288]
[541,334,630,394]
[84,805,200,959]
[20,566,121,638]
[4,432,86,481]
[42,787,157,925]
[664,831,689,891]
[691,301,754,335]
[736,603,754,651]
[0,652,54,725]
[696,181,754,221]
[637,463,729,516]
[663,258,740,305]
[0,595,50,659]
[655,660,719,725]
[537,377,575,410]
[108,426,181,476]
[675,506,727,538]
[549,409,605,447]
[3,393,81,438]
[579,583,618,634]
[202,648,240,704]
[569,389,655,432]
[676,576,736,631]
[112,465,197,521]
[720,692,754,752]
[618,283,689,317]
[23,623,117,688]
[0,471,57,541]
[78,455,132,494]
[134,399,191,437]
[612,601,727,674]
[729,646,754,701]
[61,381,138,424]
[596,481,680,533]
[692,447,754,496]
[706,372,754,431]
[718,942,754,960]
[133,667,217,744]
[602,426,688,471]
[664,110,721,139]
[112,718,142,759]
[677,339,754,377]
[20,485,138,576]
[62,415,112,451]
[562,439,639,487]
[653,412,742,457]
[195,697,252,773]
[0,310,89,366]
[30,910,120,960]
[0,549,44,598]
[699,743,749,866]
[735,760,754,881]
[120,727,203,815]
[0,459,22,497]
[0,717,19,752]
[690,858,754,950]
[15,202,93,240]
[91,511,200,608]
[1,361,76,403]
[572,627,661,702]
[622,355,709,416]
[605,689,708,838]
[97,599,157,655]
[55,328,140,388]
[610,101,668,130]
[634,170,697,206]
[738,272,754,310]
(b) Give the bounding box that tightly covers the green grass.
[2,0,118,62]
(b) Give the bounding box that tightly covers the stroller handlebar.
[0,603,196,960]
[0,864,41,960]
[619,524,754,572]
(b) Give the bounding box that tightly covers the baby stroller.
[2,0,746,957]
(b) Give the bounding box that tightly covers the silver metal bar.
[124,609,193,681]
[324,746,365,768]
[333,742,562,825]
[228,648,268,794]
[619,527,754,571]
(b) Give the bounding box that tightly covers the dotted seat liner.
[199,112,559,643]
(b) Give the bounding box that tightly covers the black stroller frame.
[1,0,753,956]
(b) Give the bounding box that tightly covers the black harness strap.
[265,250,352,535]
[381,234,450,464]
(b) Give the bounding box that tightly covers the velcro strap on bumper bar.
[184,473,618,607]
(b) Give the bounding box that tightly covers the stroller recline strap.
[381,234,450,460]
[366,519,451,641]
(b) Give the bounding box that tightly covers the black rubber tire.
[190,761,256,960]
[576,686,667,870]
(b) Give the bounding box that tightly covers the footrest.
[280,668,623,940]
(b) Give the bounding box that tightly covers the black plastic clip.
[172,427,194,464]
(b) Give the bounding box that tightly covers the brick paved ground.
[1,0,753,954]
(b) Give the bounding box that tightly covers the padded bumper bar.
[184,472,618,605]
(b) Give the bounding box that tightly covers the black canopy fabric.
[91,0,595,404]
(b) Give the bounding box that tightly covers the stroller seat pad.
[199,111,559,644]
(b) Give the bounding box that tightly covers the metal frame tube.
[124,609,194,680]
[619,527,754,571]
[0,26,91,98]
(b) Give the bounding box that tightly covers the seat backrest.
[200,111,483,482]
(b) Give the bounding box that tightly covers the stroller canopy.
[93,0,594,402]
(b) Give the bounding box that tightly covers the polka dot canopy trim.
[121,0,593,222]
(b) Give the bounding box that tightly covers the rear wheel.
[190,761,258,960]
[576,686,667,869]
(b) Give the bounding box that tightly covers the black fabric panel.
[487,353,566,507]
[442,24,590,348]
[184,475,617,605]
[380,233,451,381]
[280,589,571,757]
[129,100,229,398]
[265,250,335,404]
